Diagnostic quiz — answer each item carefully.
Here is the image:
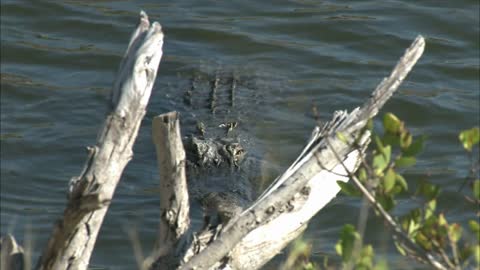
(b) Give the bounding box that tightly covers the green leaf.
[402,135,426,157]
[381,145,392,164]
[303,262,315,270]
[425,199,436,220]
[417,180,441,200]
[322,256,330,269]
[438,213,448,226]
[337,224,360,262]
[416,232,432,250]
[383,113,403,134]
[361,244,374,257]
[382,133,400,147]
[395,156,416,168]
[410,208,423,223]
[337,181,361,196]
[373,154,388,174]
[377,194,395,211]
[400,131,412,149]
[391,185,404,195]
[474,244,480,265]
[394,241,407,256]
[459,127,480,152]
[335,241,342,257]
[473,180,480,200]
[469,220,480,233]
[383,168,396,193]
[469,220,480,240]
[373,259,389,270]
[358,245,374,268]
[448,223,462,243]
[374,135,385,152]
[406,218,420,236]
[358,167,368,183]
[459,244,474,262]
[395,173,408,192]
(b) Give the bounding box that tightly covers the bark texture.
[144,112,190,269]
[1,234,24,270]
[35,11,164,270]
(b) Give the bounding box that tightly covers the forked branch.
[35,11,164,270]
[179,36,426,270]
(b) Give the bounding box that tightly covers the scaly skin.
[180,70,260,227]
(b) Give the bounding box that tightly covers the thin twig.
[433,239,456,269]
[325,137,448,270]
[125,224,146,270]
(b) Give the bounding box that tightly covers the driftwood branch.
[1,234,24,270]
[179,35,426,270]
[144,112,190,269]
[35,11,164,270]
[223,141,369,270]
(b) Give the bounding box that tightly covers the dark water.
[1,0,479,269]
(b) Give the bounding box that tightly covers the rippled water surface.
[1,1,479,269]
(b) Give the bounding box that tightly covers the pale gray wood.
[144,112,190,269]
[35,11,164,270]
[179,35,426,270]
[1,234,24,270]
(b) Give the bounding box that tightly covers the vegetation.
[284,113,480,270]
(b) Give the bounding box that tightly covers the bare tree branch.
[35,11,164,270]
[180,35,425,270]
[1,234,25,270]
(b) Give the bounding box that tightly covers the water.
[1,1,478,269]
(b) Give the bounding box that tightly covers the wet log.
[178,36,426,270]
[35,11,164,270]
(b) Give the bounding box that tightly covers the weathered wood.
[228,143,368,269]
[179,36,426,270]
[36,11,164,270]
[144,112,190,269]
[1,234,24,270]
[176,131,369,270]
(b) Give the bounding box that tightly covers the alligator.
[173,68,265,228]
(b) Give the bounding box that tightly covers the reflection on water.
[1,0,478,269]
